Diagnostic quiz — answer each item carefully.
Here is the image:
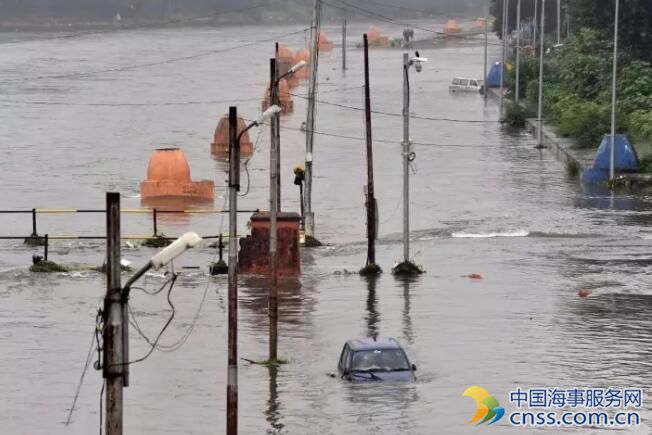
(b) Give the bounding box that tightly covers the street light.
[392,52,426,276]
[535,0,546,149]
[269,57,306,363]
[123,232,202,291]
[609,0,620,182]
[224,104,279,435]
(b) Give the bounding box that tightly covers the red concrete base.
[238,212,301,277]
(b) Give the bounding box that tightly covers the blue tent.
[581,134,639,184]
[485,62,506,88]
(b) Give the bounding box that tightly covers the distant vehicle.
[546,43,565,54]
[337,337,416,382]
[449,77,484,93]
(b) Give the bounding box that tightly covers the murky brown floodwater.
[1,19,652,435]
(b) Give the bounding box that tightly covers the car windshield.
[351,349,410,372]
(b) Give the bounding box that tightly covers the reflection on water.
[265,365,284,435]
[363,275,379,338]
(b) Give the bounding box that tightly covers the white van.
[449,77,483,93]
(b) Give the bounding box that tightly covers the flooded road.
[1,20,652,434]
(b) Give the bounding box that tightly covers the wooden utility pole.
[360,34,380,275]
[269,58,279,362]
[274,43,282,211]
[103,192,126,435]
[226,107,239,435]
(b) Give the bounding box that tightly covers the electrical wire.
[239,127,265,197]
[5,27,311,83]
[0,97,263,107]
[131,273,177,296]
[99,381,105,435]
[323,0,505,46]
[64,325,98,427]
[116,273,179,366]
[290,92,501,124]
[0,3,273,45]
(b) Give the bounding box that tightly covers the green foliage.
[569,0,652,63]
[628,111,652,145]
[504,103,529,129]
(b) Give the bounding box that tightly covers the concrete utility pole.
[226,107,239,435]
[534,0,539,54]
[342,19,347,71]
[483,3,488,100]
[269,58,279,362]
[304,0,320,241]
[557,0,561,44]
[104,192,125,435]
[536,0,546,149]
[515,0,521,103]
[360,34,380,275]
[500,0,509,119]
[274,45,282,212]
[610,0,620,182]
[392,52,425,276]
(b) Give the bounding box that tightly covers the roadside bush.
[628,111,652,145]
[504,103,529,128]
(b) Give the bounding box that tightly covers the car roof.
[346,337,402,351]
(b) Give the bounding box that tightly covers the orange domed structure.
[367,26,389,46]
[293,48,310,80]
[140,148,214,201]
[211,114,254,157]
[444,20,462,34]
[262,78,293,113]
[317,32,334,51]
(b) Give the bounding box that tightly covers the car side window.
[452,78,461,85]
[470,80,477,87]
[461,79,469,86]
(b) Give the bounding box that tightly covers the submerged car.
[449,77,484,93]
[337,337,416,382]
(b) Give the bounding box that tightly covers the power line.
[4,27,311,83]
[0,97,262,107]
[323,0,504,46]
[0,2,272,45]
[290,92,500,123]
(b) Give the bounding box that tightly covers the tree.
[569,0,652,62]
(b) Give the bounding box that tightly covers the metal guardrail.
[0,208,259,242]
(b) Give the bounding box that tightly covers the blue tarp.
[581,134,639,184]
[485,62,506,88]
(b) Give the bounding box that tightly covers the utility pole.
[226,107,239,435]
[515,0,521,104]
[483,2,488,101]
[304,0,320,242]
[609,0,620,182]
[557,0,561,44]
[536,0,546,149]
[500,0,509,119]
[342,19,347,71]
[269,59,279,362]
[274,45,281,212]
[360,34,380,275]
[534,0,539,55]
[392,53,424,276]
[104,192,125,435]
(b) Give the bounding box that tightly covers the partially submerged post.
[342,19,347,71]
[535,0,546,149]
[303,0,323,247]
[359,34,381,276]
[500,0,508,119]
[104,192,125,435]
[226,106,239,435]
[515,0,522,104]
[392,53,425,276]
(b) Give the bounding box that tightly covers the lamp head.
[290,60,307,74]
[150,232,202,269]
[257,105,282,124]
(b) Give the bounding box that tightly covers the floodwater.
[1,19,652,435]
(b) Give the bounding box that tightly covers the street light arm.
[237,122,258,143]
